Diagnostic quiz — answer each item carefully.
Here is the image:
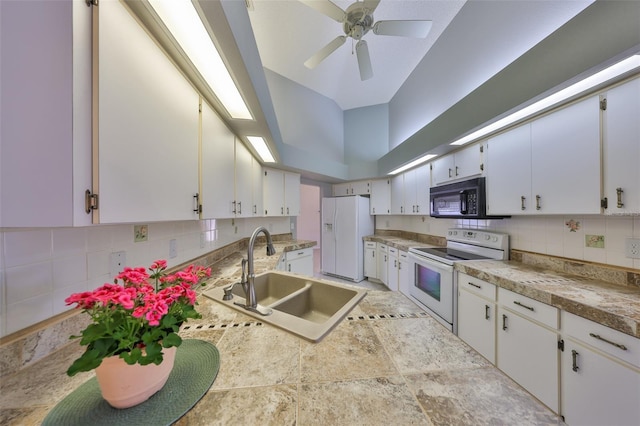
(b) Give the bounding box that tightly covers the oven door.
[408,252,455,329]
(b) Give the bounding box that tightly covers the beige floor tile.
[298,376,430,425]
[372,317,492,374]
[175,384,297,426]
[358,290,426,315]
[404,367,563,426]
[212,325,300,389]
[300,320,398,383]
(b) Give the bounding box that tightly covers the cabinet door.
[387,248,398,291]
[486,125,532,215]
[531,96,601,214]
[453,144,483,181]
[351,180,371,195]
[251,158,263,216]
[370,179,391,215]
[414,164,430,215]
[285,249,313,276]
[398,251,410,296]
[390,175,404,214]
[403,169,418,214]
[332,183,351,196]
[497,307,559,413]
[96,0,200,223]
[561,339,640,426]
[458,289,496,363]
[364,245,377,278]
[431,155,456,186]
[201,100,236,219]
[234,140,254,218]
[263,168,284,216]
[603,78,640,215]
[284,172,301,216]
[377,245,388,285]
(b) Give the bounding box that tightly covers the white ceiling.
[246,0,598,113]
[247,0,466,110]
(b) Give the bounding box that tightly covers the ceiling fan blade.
[304,36,347,69]
[355,40,373,81]
[373,20,433,38]
[298,0,346,23]
[362,0,381,14]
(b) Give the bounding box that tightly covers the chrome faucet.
[235,226,276,316]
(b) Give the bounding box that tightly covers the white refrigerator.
[321,196,374,282]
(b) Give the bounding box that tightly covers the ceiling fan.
[300,0,433,81]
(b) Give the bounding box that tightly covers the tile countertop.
[365,234,640,339]
[0,239,563,426]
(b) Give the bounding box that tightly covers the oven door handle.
[459,190,468,215]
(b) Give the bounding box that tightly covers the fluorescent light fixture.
[247,136,275,163]
[388,154,437,175]
[451,54,640,146]
[148,0,253,120]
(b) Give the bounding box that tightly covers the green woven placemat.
[42,339,219,426]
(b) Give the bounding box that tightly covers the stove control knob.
[484,234,490,240]
[492,236,499,242]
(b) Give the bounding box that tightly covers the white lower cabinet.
[496,288,559,413]
[279,248,313,276]
[377,243,388,286]
[387,247,399,291]
[398,251,410,296]
[364,242,377,279]
[457,273,497,363]
[561,311,640,426]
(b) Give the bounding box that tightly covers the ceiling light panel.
[247,136,276,163]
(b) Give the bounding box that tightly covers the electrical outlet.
[625,238,640,259]
[169,239,177,258]
[109,251,126,277]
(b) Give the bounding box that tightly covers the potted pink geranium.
[65,260,211,377]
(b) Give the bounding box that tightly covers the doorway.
[297,184,321,275]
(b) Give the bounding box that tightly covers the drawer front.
[284,248,312,261]
[562,311,640,369]
[388,247,398,257]
[378,243,387,252]
[365,241,376,249]
[458,272,496,301]
[499,288,559,329]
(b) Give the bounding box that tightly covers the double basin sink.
[203,271,367,342]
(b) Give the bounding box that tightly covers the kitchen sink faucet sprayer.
[243,226,276,316]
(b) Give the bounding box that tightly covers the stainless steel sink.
[204,271,367,342]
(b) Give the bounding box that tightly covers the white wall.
[0,217,290,337]
[376,214,640,269]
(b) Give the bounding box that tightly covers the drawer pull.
[502,314,508,331]
[572,349,579,372]
[513,300,535,311]
[589,333,628,351]
[485,305,490,320]
[467,282,482,289]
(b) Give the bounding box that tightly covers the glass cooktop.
[409,246,492,262]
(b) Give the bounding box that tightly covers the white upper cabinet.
[487,95,601,215]
[332,180,370,196]
[234,140,254,218]
[431,144,483,186]
[0,0,92,227]
[201,100,236,219]
[370,179,391,215]
[530,95,601,214]
[602,77,640,215]
[486,125,533,215]
[263,168,301,216]
[403,164,430,215]
[95,0,199,223]
[390,175,405,214]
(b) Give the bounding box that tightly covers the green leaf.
[163,332,182,348]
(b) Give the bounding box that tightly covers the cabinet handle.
[193,193,201,214]
[238,201,242,215]
[394,260,397,267]
[288,264,291,272]
[485,305,490,320]
[373,207,376,213]
[287,207,290,215]
[398,262,402,270]
[281,207,284,215]
[571,349,579,372]
[232,201,237,214]
[448,168,452,178]
[400,206,404,213]
[253,205,257,214]
[372,251,375,258]
[535,195,541,210]
[589,333,628,351]
[467,282,482,289]
[502,314,508,331]
[520,196,526,211]
[455,166,459,176]
[416,205,420,213]
[616,188,624,208]
[513,300,535,311]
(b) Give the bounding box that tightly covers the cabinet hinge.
[85,190,99,214]
[558,339,564,352]
[85,0,97,6]
[600,98,607,110]
[601,197,608,209]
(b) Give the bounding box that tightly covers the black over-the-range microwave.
[429,177,510,219]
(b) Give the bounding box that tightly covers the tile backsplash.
[0,217,291,338]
